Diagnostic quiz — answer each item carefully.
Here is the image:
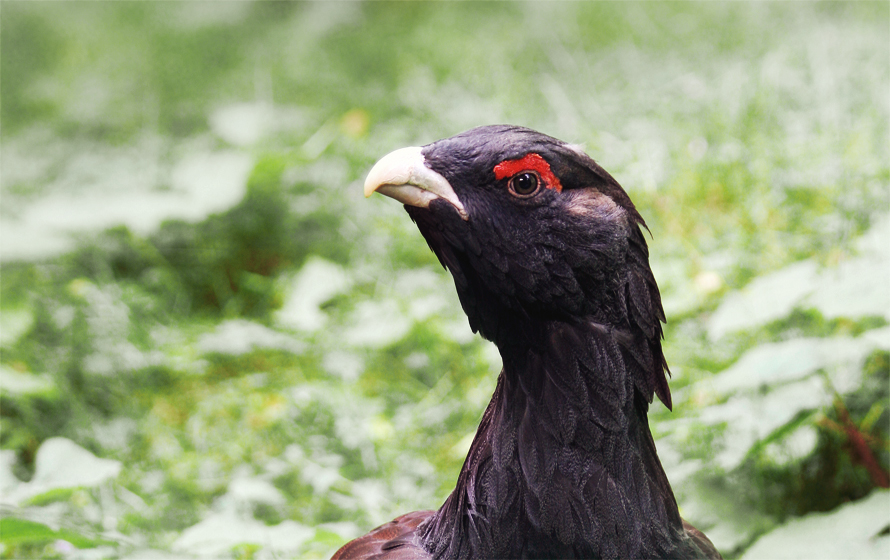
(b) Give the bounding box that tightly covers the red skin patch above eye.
[493,153,563,193]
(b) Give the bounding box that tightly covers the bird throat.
[419,320,685,559]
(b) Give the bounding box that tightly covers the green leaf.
[741,490,890,559]
[0,517,101,549]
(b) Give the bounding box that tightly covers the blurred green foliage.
[1,1,888,559]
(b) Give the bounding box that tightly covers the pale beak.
[363,146,469,220]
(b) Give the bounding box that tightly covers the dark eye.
[509,172,540,197]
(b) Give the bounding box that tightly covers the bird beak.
[364,146,469,220]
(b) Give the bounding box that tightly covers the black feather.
[334,126,719,560]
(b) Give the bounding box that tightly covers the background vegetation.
[1,2,888,559]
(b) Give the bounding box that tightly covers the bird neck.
[420,320,686,559]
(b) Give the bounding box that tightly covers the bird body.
[334,126,721,560]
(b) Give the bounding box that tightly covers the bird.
[332,125,722,560]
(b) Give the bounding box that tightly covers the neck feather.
[420,320,687,559]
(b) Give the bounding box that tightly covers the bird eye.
[509,172,540,197]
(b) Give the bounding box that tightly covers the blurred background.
[1,1,888,559]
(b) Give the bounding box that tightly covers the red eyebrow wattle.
[493,153,563,193]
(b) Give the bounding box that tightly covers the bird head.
[365,125,664,371]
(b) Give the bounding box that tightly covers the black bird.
[333,126,721,560]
